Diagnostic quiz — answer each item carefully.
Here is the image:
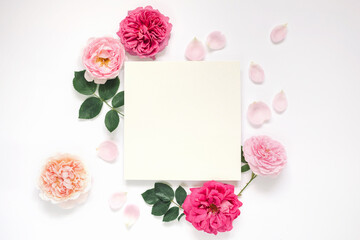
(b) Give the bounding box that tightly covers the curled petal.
[273,91,288,113]
[206,31,226,50]
[109,192,127,211]
[97,141,118,162]
[270,24,288,44]
[123,204,140,228]
[247,101,271,126]
[249,63,265,84]
[185,38,206,61]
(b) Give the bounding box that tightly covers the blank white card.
[124,61,241,180]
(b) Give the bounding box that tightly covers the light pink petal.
[247,101,271,126]
[109,192,127,210]
[94,78,107,84]
[206,31,226,50]
[270,24,288,44]
[273,91,288,113]
[84,71,94,82]
[123,204,140,228]
[249,63,265,84]
[97,141,118,162]
[185,38,206,61]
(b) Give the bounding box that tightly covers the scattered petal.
[247,101,271,126]
[249,63,265,84]
[270,24,288,44]
[109,192,127,211]
[273,91,288,113]
[123,204,140,228]
[97,141,118,162]
[185,38,206,61]
[206,31,226,50]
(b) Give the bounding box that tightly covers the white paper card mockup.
[124,61,241,180]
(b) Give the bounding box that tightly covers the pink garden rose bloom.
[117,6,172,59]
[182,181,242,235]
[83,37,125,84]
[243,136,287,176]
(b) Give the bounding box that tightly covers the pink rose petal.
[270,24,288,44]
[97,141,118,162]
[247,101,271,126]
[273,91,288,113]
[123,204,140,228]
[249,63,265,84]
[109,192,127,211]
[185,38,206,61]
[206,31,226,50]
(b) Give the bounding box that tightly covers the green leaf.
[241,163,250,172]
[79,97,103,119]
[241,146,247,163]
[73,70,97,95]
[178,213,185,221]
[151,200,171,216]
[141,189,158,205]
[105,110,119,132]
[175,186,187,206]
[163,207,179,222]
[98,77,120,100]
[112,91,124,108]
[155,183,174,202]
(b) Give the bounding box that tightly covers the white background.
[0,0,360,239]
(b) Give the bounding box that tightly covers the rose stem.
[171,200,183,209]
[237,172,257,197]
[93,93,124,117]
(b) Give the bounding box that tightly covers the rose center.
[96,57,110,66]
[208,204,219,213]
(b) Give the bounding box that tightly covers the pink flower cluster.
[182,181,242,235]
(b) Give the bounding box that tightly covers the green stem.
[237,173,257,197]
[93,93,124,117]
[172,200,183,210]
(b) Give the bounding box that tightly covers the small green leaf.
[142,189,158,205]
[155,183,174,202]
[112,91,124,108]
[178,213,185,221]
[105,110,119,132]
[79,97,103,119]
[175,186,187,206]
[241,163,250,172]
[241,146,247,163]
[98,77,120,100]
[73,70,97,95]
[163,207,179,222]
[151,200,171,216]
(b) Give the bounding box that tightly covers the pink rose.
[182,181,242,235]
[82,37,125,84]
[117,6,172,59]
[243,136,287,176]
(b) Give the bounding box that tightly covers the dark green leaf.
[155,183,174,202]
[151,200,171,216]
[241,163,250,172]
[98,77,120,100]
[112,91,124,108]
[73,70,97,95]
[141,189,158,205]
[79,97,103,119]
[105,110,119,132]
[163,207,179,222]
[175,186,187,206]
[178,213,185,221]
[241,146,247,163]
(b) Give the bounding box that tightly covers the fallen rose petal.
[97,141,118,162]
[123,204,140,228]
[273,90,288,113]
[185,38,206,61]
[249,63,265,84]
[109,192,127,211]
[270,24,288,44]
[206,31,226,50]
[247,101,271,126]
